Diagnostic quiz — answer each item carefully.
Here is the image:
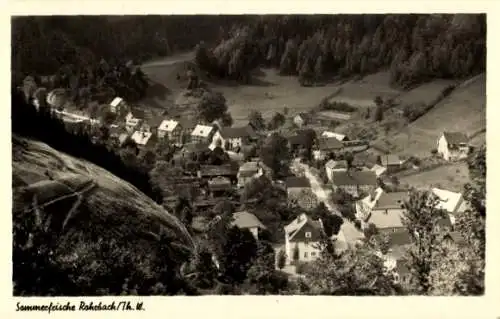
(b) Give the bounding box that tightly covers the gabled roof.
[321,131,346,141]
[374,192,409,210]
[317,137,344,150]
[159,119,179,132]
[110,97,123,107]
[283,176,311,188]
[191,124,214,137]
[431,188,464,214]
[219,125,255,139]
[380,154,405,166]
[232,211,267,230]
[368,207,405,229]
[332,170,377,186]
[325,159,348,170]
[207,176,232,191]
[284,213,323,241]
[443,132,468,145]
[130,130,153,146]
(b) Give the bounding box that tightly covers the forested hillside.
[11,15,251,77]
[195,14,486,88]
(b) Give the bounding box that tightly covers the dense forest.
[11,15,252,77]
[195,14,486,88]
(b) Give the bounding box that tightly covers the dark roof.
[444,231,467,246]
[443,132,468,145]
[130,108,145,119]
[317,137,343,150]
[199,164,235,177]
[374,192,408,210]
[183,142,210,153]
[388,230,413,246]
[380,154,404,166]
[332,170,377,186]
[148,116,164,128]
[177,117,197,129]
[219,126,254,139]
[284,176,311,188]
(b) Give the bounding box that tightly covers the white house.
[109,97,126,113]
[130,130,154,149]
[321,131,347,141]
[125,109,144,133]
[293,113,310,128]
[284,213,328,265]
[191,124,216,144]
[158,119,183,144]
[431,188,467,225]
[437,132,470,161]
[355,187,384,221]
[211,125,256,151]
[370,164,387,177]
[231,211,267,241]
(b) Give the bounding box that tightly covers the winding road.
[291,159,364,249]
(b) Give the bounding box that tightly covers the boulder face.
[12,136,196,296]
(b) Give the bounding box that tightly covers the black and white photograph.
[11,12,486,298]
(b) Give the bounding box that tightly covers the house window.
[304,252,308,258]
[311,252,316,257]
[305,232,312,238]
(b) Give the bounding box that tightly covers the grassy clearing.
[398,162,470,192]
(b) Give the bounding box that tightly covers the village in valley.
[12,15,486,296]
[26,65,477,287]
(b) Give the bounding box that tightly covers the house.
[293,113,311,128]
[125,109,144,133]
[158,119,183,144]
[331,170,377,197]
[231,211,267,240]
[237,161,271,188]
[191,124,216,144]
[179,142,210,161]
[342,140,370,153]
[284,213,329,265]
[314,137,344,160]
[321,131,347,141]
[325,160,348,182]
[365,191,412,246]
[437,132,470,161]
[431,188,467,225]
[198,164,237,182]
[379,154,407,173]
[207,176,233,196]
[211,125,257,151]
[130,130,155,149]
[109,97,126,113]
[283,176,311,194]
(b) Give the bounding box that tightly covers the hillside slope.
[383,73,486,157]
[12,136,196,296]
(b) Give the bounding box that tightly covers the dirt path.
[291,159,364,249]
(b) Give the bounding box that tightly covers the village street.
[291,159,364,250]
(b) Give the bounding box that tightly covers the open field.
[398,162,470,193]
[141,54,486,146]
[379,73,486,158]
